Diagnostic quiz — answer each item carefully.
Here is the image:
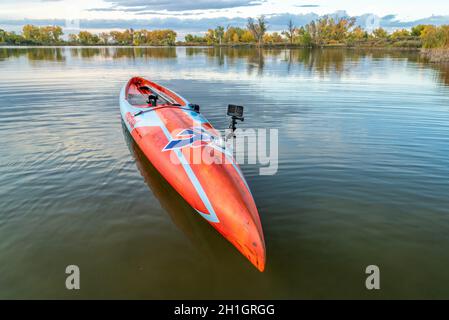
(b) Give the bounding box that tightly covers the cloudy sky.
[1,0,448,35]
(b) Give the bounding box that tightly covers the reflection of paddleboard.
[120,77,265,271]
[123,124,225,260]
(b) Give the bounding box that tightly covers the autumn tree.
[78,31,100,45]
[146,29,177,45]
[224,26,245,43]
[241,30,255,43]
[421,25,449,48]
[48,26,63,43]
[304,16,355,46]
[22,25,63,44]
[263,32,283,44]
[204,29,216,45]
[247,16,267,46]
[349,26,368,43]
[22,24,40,42]
[333,17,356,42]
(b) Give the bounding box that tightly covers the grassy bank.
[421,48,449,62]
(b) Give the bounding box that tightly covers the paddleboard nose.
[217,201,266,272]
[241,216,266,272]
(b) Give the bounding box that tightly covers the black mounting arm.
[147,94,159,106]
[226,104,244,140]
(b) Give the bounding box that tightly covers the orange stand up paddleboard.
[120,77,266,271]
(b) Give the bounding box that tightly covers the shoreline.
[4,44,449,62]
[0,43,422,51]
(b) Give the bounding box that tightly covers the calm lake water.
[1,46,449,299]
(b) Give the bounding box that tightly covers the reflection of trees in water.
[1,46,449,86]
[246,49,265,75]
[428,62,449,86]
[283,48,385,77]
[1,46,177,62]
[185,47,449,85]
[0,48,65,61]
[188,47,270,74]
[284,48,449,86]
[0,48,26,60]
[114,47,177,59]
[70,47,105,58]
[69,47,177,59]
[27,48,65,61]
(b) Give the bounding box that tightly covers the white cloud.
[0,0,448,27]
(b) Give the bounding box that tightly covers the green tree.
[372,27,388,39]
[0,29,6,43]
[294,27,312,46]
[299,30,312,46]
[411,25,428,37]
[215,26,224,45]
[185,34,206,43]
[390,29,411,40]
[78,31,100,45]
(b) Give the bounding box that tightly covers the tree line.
[0,25,176,46]
[0,25,64,45]
[69,29,176,46]
[0,18,448,49]
[184,16,449,49]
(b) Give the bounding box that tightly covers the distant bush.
[392,40,422,48]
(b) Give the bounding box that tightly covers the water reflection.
[429,61,449,86]
[2,45,449,298]
[1,46,449,86]
[69,47,177,60]
[0,47,65,61]
[122,123,232,263]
